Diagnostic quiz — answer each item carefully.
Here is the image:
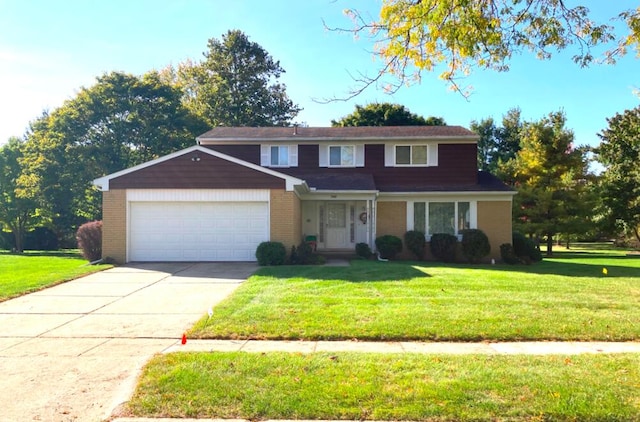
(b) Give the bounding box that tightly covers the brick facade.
[270,189,301,250]
[102,189,127,264]
[477,200,513,261]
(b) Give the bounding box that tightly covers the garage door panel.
[129,201,269,262]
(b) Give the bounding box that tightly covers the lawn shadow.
[422,251,640,278]
[254,260,430,282]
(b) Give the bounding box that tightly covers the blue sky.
[1,0,638,148]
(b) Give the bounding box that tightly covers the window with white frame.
[395,145,428,165]
[329,145,354,167]
[270,145,289,166]
[261,144,298,167]
[413,201,472,237]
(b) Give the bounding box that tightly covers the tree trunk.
[546,234,553,257]
[565,235,571,249]
[634,226,640,245]
[12,230,24,253]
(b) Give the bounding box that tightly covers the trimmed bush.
[500,243,520,264]
[512,232,542,264]
[375,235,403,260]
[76,221,102,262]
[404,230,426,260]
[256,241,286,266]
[289,241,320,265]
[355,242,372,259]
[461,229,491,263]
[430,233,458,263]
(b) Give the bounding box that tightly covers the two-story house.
[93,126,515,263]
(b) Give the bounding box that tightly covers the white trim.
[127,189,270,202]
[92,145,306,192]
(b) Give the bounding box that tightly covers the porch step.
[318,251,358,260]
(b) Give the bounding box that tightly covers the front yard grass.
[127,352,640,421]
[190,249,640,342]
[0,250,111,301]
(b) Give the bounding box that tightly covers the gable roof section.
[197,126,478,143]
[92,145,305,192]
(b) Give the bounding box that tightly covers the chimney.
[293,124,298,135]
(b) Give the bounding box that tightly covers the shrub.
[404,230,426,260]
[290,241,320,265]
[256,241,286,266]
[76,221,102,262]
[512,232,542,263]
[355,242,372,259]
[461,229,491,263]
[375,235,403,260]
[430,233,458,263]
[500,243,520,264]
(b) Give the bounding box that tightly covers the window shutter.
[260,145,270,166]
[384,144,394,167]
[427,144,439,166]
[355,144,365,167]
[319,145,328,167]
[289,145,298,167]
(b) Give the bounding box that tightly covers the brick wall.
[102,189,127,264]
[477,200,512,261]
[270,189,301,250]
[376,201,407,239]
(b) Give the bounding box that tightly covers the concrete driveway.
[0,262,256,422]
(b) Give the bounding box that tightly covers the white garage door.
[129,202,269,261]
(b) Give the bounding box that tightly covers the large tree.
[19,71,207,241]
[596,106,640,243]
[501,111,590,256]
[340,1,639,96]
[0,138,41,252]
[172,30,301,127]
[471,107,522,173]
[332,103,445,126]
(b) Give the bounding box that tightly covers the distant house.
[93,126,515,263]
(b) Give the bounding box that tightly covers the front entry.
[325,202,348,249]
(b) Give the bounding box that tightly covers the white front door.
[326,203,348,249]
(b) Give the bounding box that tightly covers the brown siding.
[282,143,478,190]
[203,145,260,164]
[270,190,301,251]
[102,189,126,264]
[477,201,513,261]
[110,152,285,189]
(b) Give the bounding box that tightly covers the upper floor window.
[261,144,298,168]
[395,145,428,165]
[385,143,438,167]
[329,145,355,167]
[270,146,289,166]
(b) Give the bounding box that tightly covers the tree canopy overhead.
[339,1,640,96]
[331,103,445,126]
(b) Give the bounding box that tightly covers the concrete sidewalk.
[167,338,640,355]
[0,262,256,422]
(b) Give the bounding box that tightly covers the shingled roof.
[197,126,478,142]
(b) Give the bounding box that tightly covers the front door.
[326,203,348,249]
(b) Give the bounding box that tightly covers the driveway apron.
[0,262,256,422]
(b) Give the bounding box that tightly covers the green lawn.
[0,250,111,301]
[190,249,640,341]
[127,352,640,421]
